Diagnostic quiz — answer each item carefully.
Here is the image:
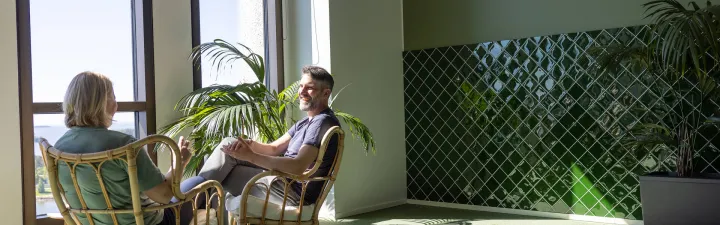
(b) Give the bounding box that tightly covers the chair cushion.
[226,194,315,221]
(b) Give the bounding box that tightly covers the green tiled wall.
[403,25,720,220]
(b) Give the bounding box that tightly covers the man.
[196,65,341,207]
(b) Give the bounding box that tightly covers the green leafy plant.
[158,39,376,177]
[590,0,720,177]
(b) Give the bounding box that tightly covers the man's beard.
[299,96,316,111]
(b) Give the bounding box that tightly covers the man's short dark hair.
[302,65,334,91]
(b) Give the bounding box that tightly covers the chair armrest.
[129,134,188,200]
[145,180,225,209]
[69,180,225,217]
[270,170,306,181]
[178,180,225,205]
[180,179,225,224]
[143,179,225,224]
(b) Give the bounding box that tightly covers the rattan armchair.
[38,134,225,225]
[229,126,345,225]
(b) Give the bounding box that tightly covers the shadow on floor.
[320,204,614,225]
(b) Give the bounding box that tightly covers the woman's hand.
[178,136,192,165]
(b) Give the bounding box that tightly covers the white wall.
[328,0,407,218]
[0,0,194,222]
[403,0,720,50]
[0,0,24,223]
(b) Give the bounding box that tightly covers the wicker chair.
[229,126,345,225]
[38,134,225,225]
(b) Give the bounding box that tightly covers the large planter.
[639,172,720,225]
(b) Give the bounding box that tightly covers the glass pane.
[30,0,135,102]
[201,0,266,87]
[34,113,136,216]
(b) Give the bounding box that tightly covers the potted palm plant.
[158,39,376,177]
[592,0,720,223]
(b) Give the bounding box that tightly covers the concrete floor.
[319,204,617,225]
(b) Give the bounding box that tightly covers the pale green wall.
[153,0,196,172]
[329,0,407,218]
[403,0,720,50]
[0,0,23,223]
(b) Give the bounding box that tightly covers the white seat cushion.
[226,193,315,221]
[225,176,315,221]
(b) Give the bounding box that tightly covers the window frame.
[17,0,156,224]
[265,0,285,91]
[191,0,285,91]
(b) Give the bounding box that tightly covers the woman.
[54,71,206,225]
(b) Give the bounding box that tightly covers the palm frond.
[589,44,652,74]
[623,123,677,150]
[703,115,720,126]
[175,82,269,115]
[198,105,255,140]
[329,83,352,107]
[335,111,376,155]
[175,85,239,110]
[190,39,265,82]
[156,114,200,144]
[279,80,301,102]
[643,0,720,76]
[156,106,219,154]
[701,70,720,101]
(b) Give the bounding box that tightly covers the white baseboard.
[335,199,407,219]
[407,200,644,225]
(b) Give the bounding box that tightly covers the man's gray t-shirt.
[285,108,340,205]
[54,127,166,225]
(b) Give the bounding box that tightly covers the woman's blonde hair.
[63,71,115,128]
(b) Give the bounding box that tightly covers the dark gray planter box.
[639,172,720,225]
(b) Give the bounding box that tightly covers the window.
[30,0,135,102]
[194,0,284,90]
[200,0,265,86]
[18,0,155,222]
